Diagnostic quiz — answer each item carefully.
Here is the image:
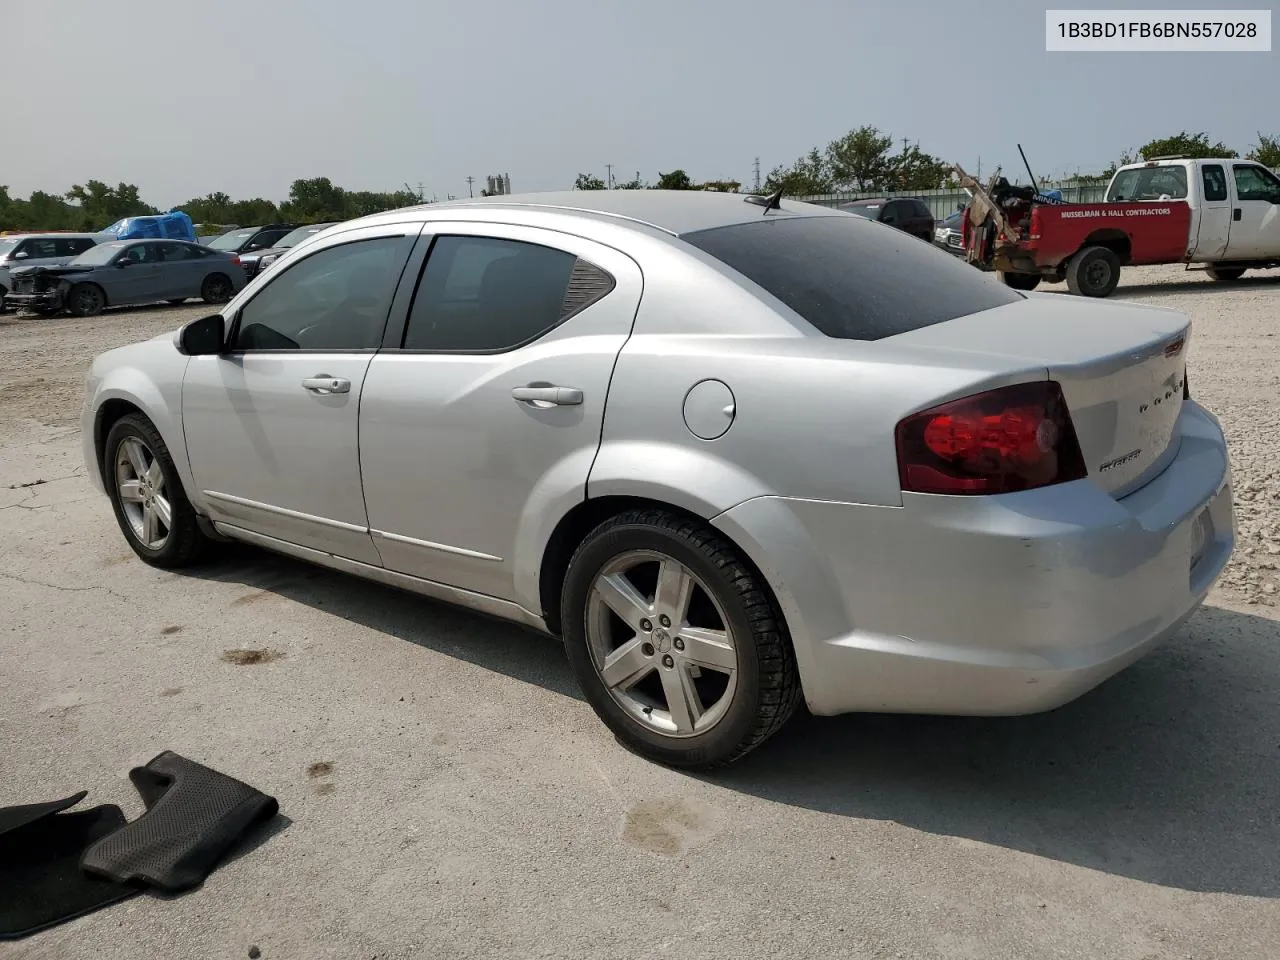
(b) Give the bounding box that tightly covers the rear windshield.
[682,214,1023,341]
[1107,165,1189,201]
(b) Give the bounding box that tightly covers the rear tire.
[103,413,213,569]
[1065,245,1121,298]
[201,273,233,304]
[998,271,1042,291]
[560,509,802,770]
[1205,265,1246,283]
[67,283,105,317]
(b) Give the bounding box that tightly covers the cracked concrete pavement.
[1,272,1278,960]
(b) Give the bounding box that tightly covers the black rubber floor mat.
[0,794,140,940]
[81,751,279,893]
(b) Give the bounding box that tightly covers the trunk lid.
[889,293,1190,497]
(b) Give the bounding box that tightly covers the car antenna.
[744,186,784,213]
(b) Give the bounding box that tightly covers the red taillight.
[895,381,1087,496]
[230,255,241,266]
[1028,206,1043,241]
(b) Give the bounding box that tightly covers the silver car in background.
[79,190,1235,769]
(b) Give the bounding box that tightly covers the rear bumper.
[713,401,1235,717]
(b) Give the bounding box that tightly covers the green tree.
[886,145,950,191]
[1247,132,1280,168]
[655,169,696,190]
[1138,131,1237,160]
[574,173,606,190]
[614,175,649,190]
[761,149,833,196]
[65,180,156,230]
[826,126,894,190]
[279,177,346,221]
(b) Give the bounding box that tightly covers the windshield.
[683,214,1022,342]
[68,241,128,267]
[0,238,21,256]
[277,224,334,248]
[1107,165,1189,201]
[207,228,257,251]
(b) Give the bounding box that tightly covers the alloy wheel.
[586,550,739,737]
[115,437,171,550]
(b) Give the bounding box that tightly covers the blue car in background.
[3,239,246,316]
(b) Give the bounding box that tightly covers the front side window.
[231,235,414,352]
[401,235,613,352]
[1233,164,1280,202]
[18,238,59,259]
[683,214,1023,342]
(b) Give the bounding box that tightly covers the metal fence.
[794,167,1280,220]
[794,179,1109,219]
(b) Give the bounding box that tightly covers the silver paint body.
[80,191,1236,717]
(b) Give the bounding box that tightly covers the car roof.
[395,189,844,237]
[5,232,102,240]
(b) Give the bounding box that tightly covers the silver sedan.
[80,190,1236,768]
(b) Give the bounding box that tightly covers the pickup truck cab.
[962,157,1280,297]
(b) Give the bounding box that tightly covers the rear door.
[106,242,164,305]
[358,222,642,602]
[1194,163,1231,259]
[1224,164,1280,260]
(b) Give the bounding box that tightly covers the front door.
[359,223,642,603]
[181,223,422,564]
[1224,163,1280,260]
[1194,163,1231,259]
[106,242,164,305]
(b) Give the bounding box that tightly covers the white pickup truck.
[963,156,1280,295]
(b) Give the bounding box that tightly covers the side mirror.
[115,259,131,268]
[178,314,226,356]
[13,251,28,260]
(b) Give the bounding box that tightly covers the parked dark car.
[204,224,295,257]
[239,221,341,280]
[3,239,247,317]
[836,197,935,242]
[0,232,102,312]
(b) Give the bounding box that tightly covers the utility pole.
[465,176,474,198]
[605,164,613,189]
[753,156,761,192]
[901,137,910,154]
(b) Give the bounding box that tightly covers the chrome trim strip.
[203,491,368,535]
[370,528,502,562]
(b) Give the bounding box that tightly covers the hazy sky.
[7,0,1277,207]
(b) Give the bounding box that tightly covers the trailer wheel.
[1065,246,1120,298]
[1205,265,1246,283]
[998,271,1041,291]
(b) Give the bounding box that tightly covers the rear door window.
[1201,165,1228,202]
[682,215,1023,341]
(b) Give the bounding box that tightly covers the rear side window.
[1201,165,1228,202]
[683,215,1023,341]
[402,235,614,352]
[1107,165,1189,201]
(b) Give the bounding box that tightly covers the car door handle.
[511,385,583,407]
[301,376,351,395]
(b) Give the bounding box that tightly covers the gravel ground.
[0,268,1277,960]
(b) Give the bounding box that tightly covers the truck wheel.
[998,272,1041,291]
[1205,265,1246,283]
[1065,246,1121,298]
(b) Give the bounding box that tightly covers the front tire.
[67,283,105,317]
[201,273,233,304]
[560,509,801,769]
[1065,245,1121,298]
[1205,265,1246,283]
[103,414,212,569]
